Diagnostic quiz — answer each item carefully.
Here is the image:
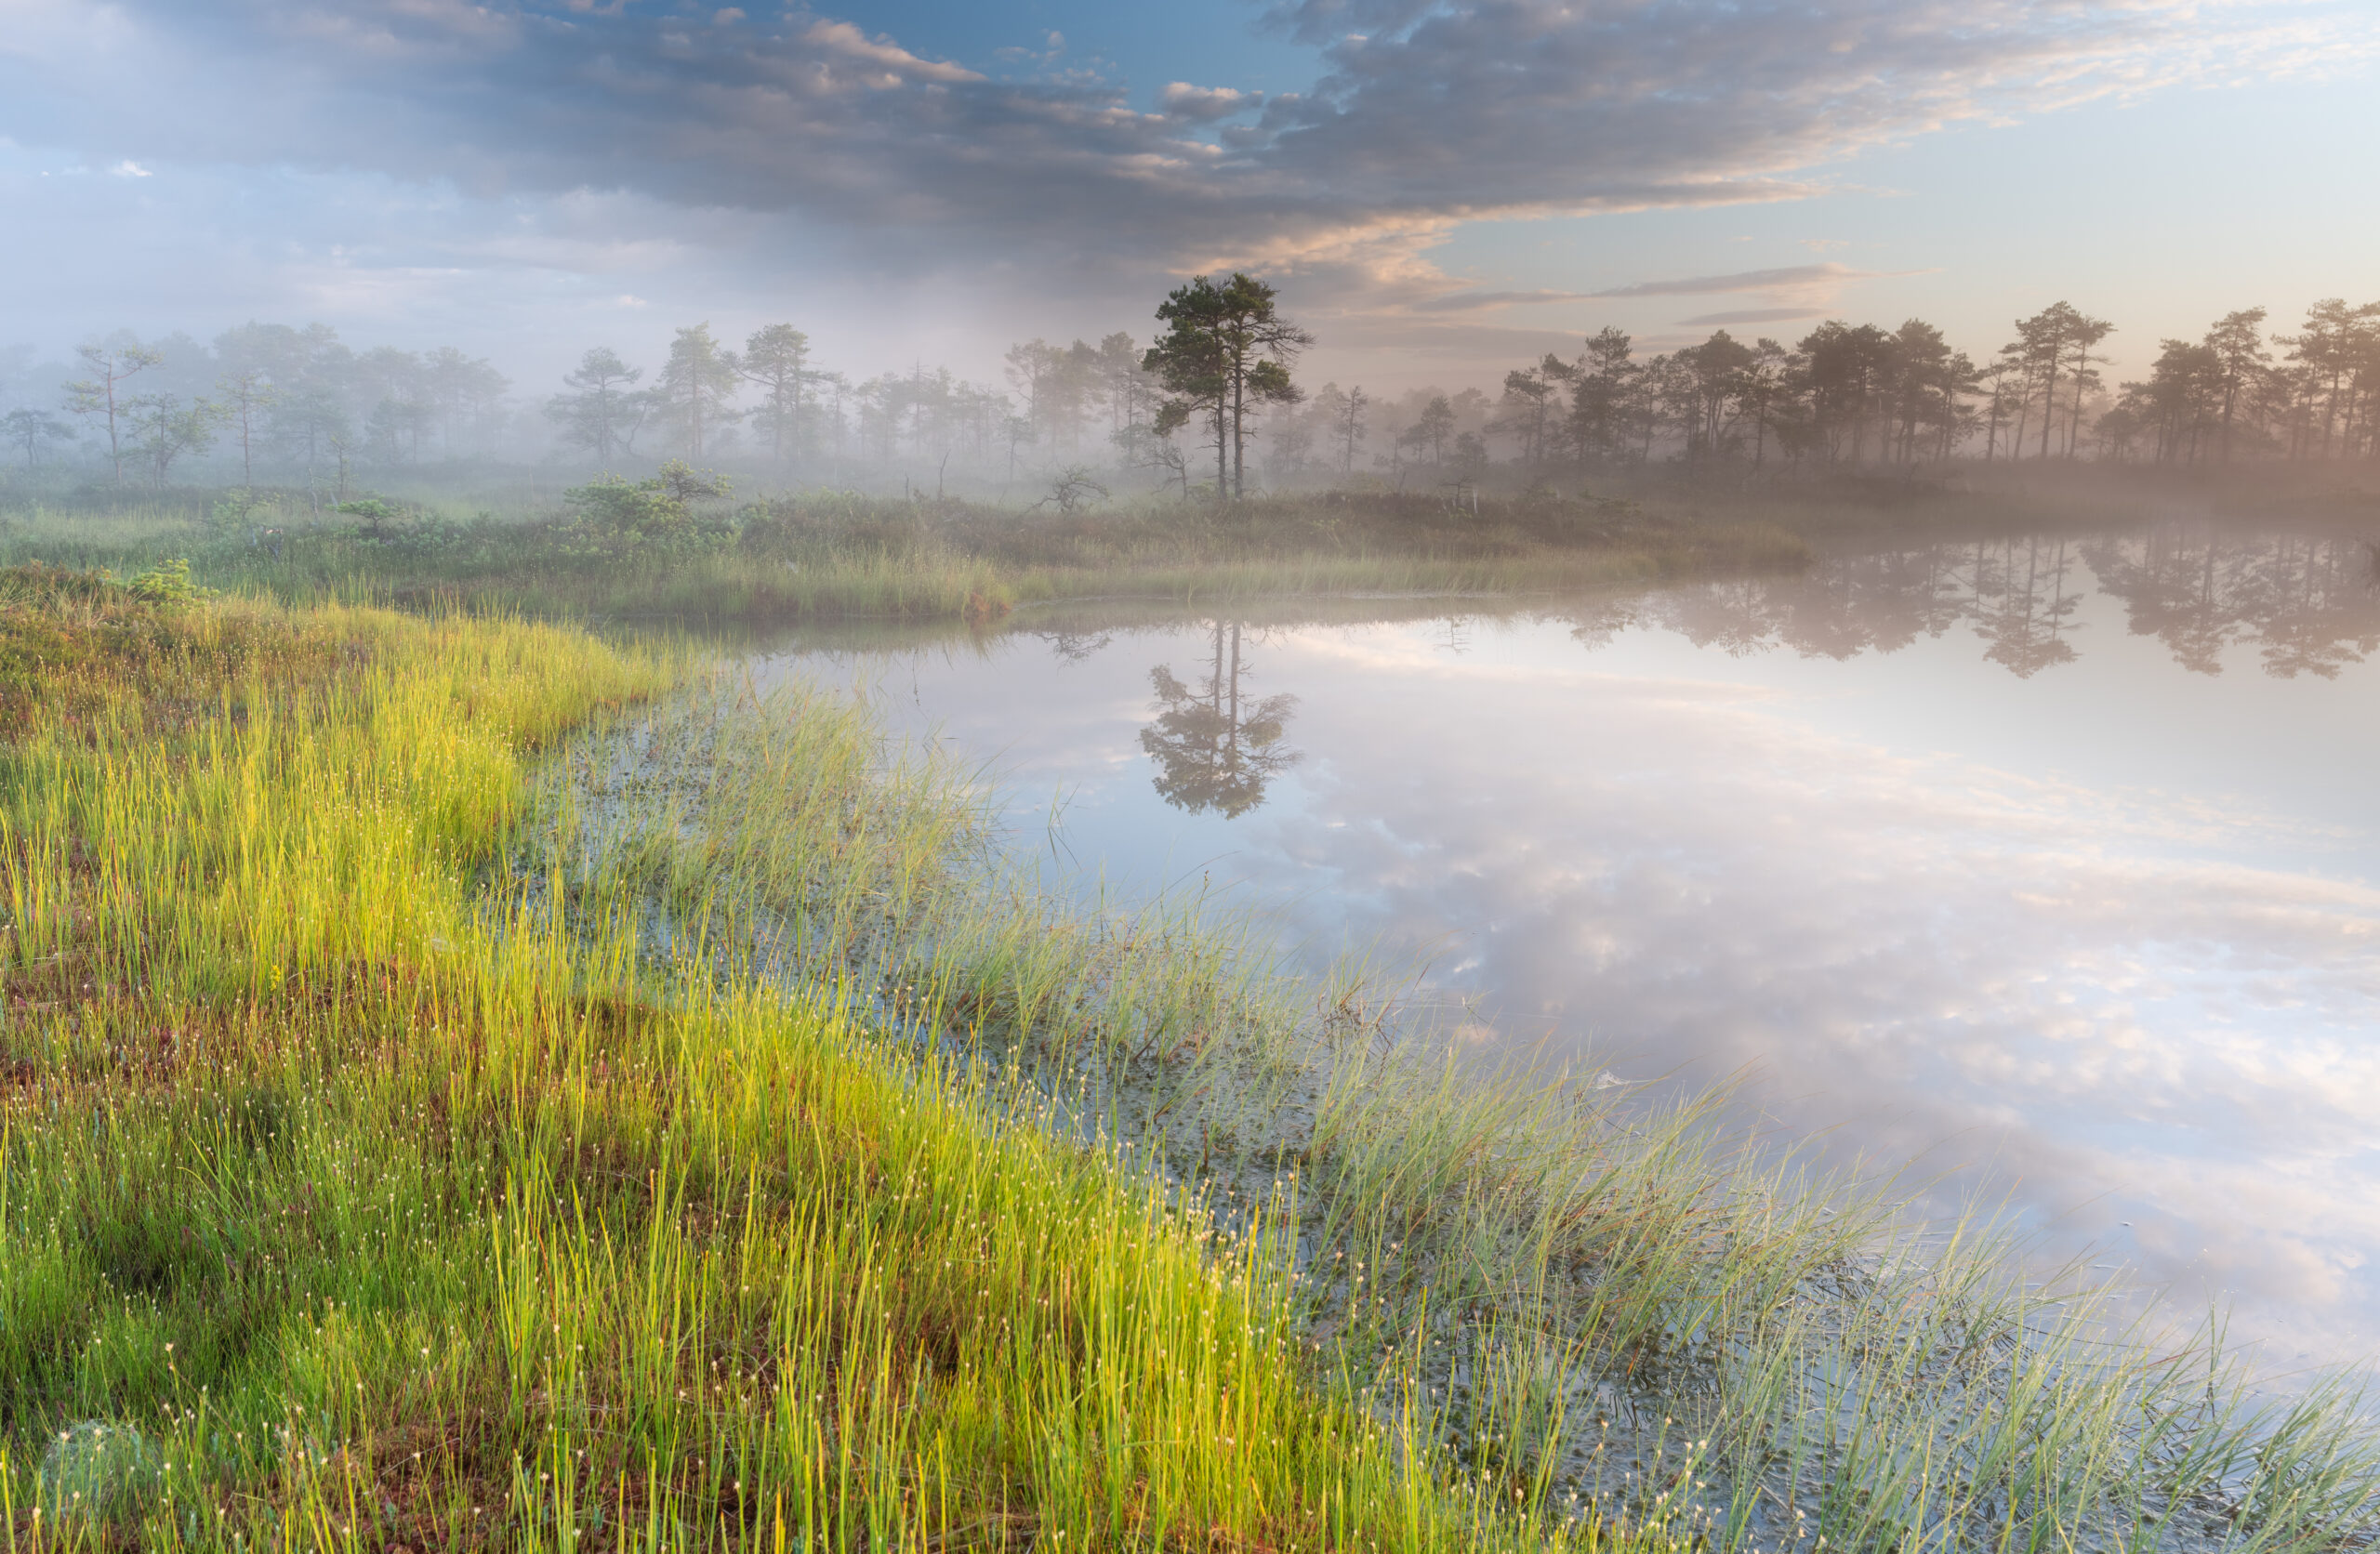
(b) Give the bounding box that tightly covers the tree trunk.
[1231,367,1246,499]
[1213,400,1229,498]
[2039,340,2060,461]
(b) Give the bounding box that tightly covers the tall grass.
[5,563,2374,1554]
[0,566,1657,1551]
[562,672,2380,1554]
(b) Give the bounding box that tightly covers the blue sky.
[2,0,2375,393]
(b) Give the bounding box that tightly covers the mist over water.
[746,515,2380,1364]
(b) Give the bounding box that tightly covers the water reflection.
[1140,619,1300,817]
[1574,526,2377,680]
[745,516,2380,1359]
[2085,529,2380,678]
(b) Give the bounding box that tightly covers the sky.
[3,0,2378,394]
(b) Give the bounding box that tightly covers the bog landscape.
[3,4,2378,1551]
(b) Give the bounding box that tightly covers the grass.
[553,665,2380,1554]
[0,486,1812,626]
[0,563,1657,1551]
[2,563,2374,1553]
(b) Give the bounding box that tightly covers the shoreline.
[3,546,2377,1550]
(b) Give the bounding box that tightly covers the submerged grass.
[0,564,1654,1551]
[562,673,2380,1554]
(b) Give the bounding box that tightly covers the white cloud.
[1159,82,1259,122]
[799,20,984,86]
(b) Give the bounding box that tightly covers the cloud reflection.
[1232,626,2380,1355]
[761,522,2380,1363]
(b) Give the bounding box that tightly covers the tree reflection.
[2085,529,2380,678]
[1575,524,2378,680]
[1140,620,1299,817]
[1973,536,2082,678]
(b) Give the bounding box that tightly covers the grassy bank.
[5,567,2376,1554]
[0,566,1607,1551]
[0,487,1811,625]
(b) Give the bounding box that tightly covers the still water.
[751,519,2380,1365]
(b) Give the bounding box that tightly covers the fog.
[5,290,2377,502]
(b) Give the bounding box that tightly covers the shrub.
[125,556,213,605]
[562,460,735,563]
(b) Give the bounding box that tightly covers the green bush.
[562,459,735,563]
[125,556,213,605]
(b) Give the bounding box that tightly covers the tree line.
[3,283,2373,492]
[1425,296,2380,477]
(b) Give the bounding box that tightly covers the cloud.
[110,159,152,178]
[1159,82,1260,122]
[1590,262,1897,300]
[1256,0,2375,220]
[799,20,984,86]
[1411,288,1596,312]
[7,0,2365,293]
[0,0,2373,363]
[1578,261,1937,331]
[1674,307,1831,326]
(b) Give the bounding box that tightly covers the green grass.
[554,665,2380,1554]
[2,564,2374,1554]
[0,565,1654,1552]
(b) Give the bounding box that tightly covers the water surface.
[747,519,2380,1364]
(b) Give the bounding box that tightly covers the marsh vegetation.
[0,481,1814,626]
[3,527,2376,1551]
[3,270,2377,1554]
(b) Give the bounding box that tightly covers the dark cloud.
[1252,0,2368,220]
[0,0,2366,363]
[6,0,2357,298]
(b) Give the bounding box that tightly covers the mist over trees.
[3,280,2375,497]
